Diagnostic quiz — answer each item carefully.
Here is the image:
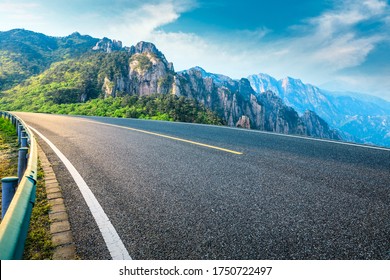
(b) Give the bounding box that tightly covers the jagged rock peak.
[129,41,173,70]
[247,73,281,96]
[130,41,163,57]
[179,66,206,78]
[188,66,231,80]
[238,78,255,93]
[180,66,234,87]
[92,37,122,53]
[281,76,304,88]
[136,41,159,52]
[189,66,208,74]
[69,32,82,37]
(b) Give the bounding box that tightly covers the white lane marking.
[29,126,132,260]
[180,120,390,152]
[84,116,390,152]
[249,129,390,152]
[83,120,243,155]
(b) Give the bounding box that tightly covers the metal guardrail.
[0,111,38,259]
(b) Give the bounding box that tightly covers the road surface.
[15,112,390,259]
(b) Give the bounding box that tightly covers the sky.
[1,0,390,100]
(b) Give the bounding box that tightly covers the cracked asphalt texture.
[15,112,390,260]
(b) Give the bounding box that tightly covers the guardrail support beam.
[1,177,19,219]
[21,129,27,140]
[21,136,28,148]
[17,124,23,144]
[17,147,29,183]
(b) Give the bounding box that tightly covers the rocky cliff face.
[175,68,263,128]
[248,74,340,124]
[101,41,175,98]
[300,110,341,139]
[257,90,304,134]
[92,37,122,53]
[94,41,341,140]
[175,67,340,139]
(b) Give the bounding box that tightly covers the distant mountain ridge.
[248,74,390,147]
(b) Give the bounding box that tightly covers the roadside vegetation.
[1,91,224,125]
[0,50,224,125]
[0,116,53,259]
[47,94,224,124]
[0,117,18,223]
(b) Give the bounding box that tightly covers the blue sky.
[1,0,390,100]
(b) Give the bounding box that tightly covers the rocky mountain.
[99,41,175,98]
[248,74,390,147]
[0,29,341,141]
[175,67,340,139]
[97,42,340,139]
[92,37,123,53]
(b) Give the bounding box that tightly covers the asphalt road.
[15,112,390,260]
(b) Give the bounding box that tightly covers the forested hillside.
[0,32,222,124]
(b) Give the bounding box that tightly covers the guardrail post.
[17,147,29,183]
[21,129,27,140]
[21,137,28,148]
[17,124,23,144]
[1,177,19,219]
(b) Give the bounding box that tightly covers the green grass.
[0,116,54,259]
[23,161,54,259]
[0,117,18,223]
[0,117,17,150]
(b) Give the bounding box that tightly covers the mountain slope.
[0,29,100,90]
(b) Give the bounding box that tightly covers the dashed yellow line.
[84,120,243,155]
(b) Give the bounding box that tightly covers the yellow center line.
[84,120,243,155]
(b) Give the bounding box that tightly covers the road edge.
[37,144,77,260]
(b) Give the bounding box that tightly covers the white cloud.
[285,0,389,71]
[361,0,388,14]
[79,0,196,45]
[138,0,390,100]
[0,2,44,28]
[107,2,181,44]
[320,73,390,101]
[150,31,234,72]
[0,2,40,11]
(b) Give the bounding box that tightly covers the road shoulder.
[38,144,77,260]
